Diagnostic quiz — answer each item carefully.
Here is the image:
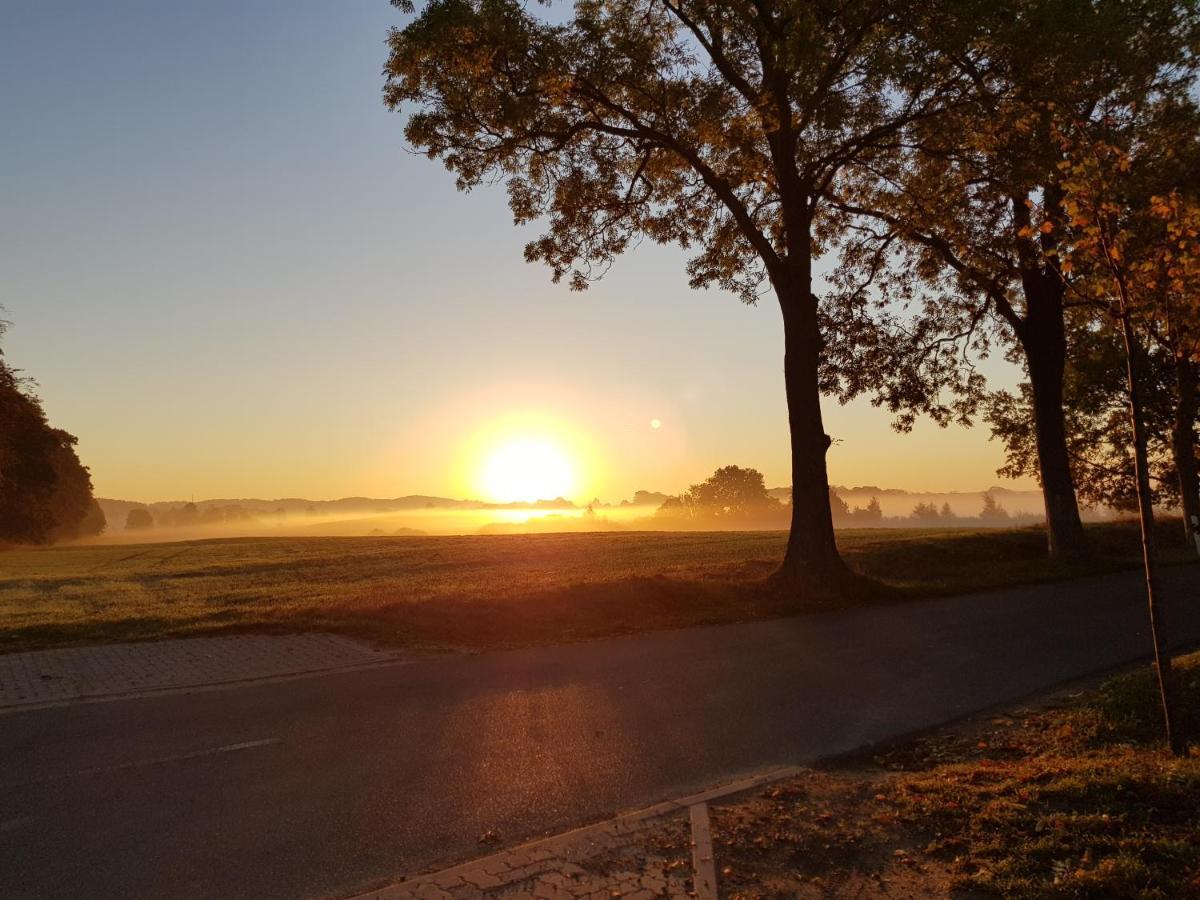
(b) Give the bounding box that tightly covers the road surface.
[2,566,1198,899]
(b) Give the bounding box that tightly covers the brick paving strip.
[345,766,802,900]
[0,634,403,712]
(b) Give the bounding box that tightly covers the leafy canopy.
[385,0,971,303]
[823,0,1198,423]
[0,321,105,545]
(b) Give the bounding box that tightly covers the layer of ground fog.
[0,521,1195,653]
[659,651,1200,899]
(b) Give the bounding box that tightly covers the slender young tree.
[830,0,1198,559]
[1058,129,1197,756]
[384,0,973,591]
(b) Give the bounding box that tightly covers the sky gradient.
[1,0,1034,503]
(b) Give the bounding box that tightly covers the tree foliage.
[386,0,970,302]
[979,492,1010,521]
[125,508,154,531]
[658,464,781,520]
[1052,104,1200,492]
[911,501,940,520]
[827,0,1197,416]
[0,322,105,545]
[987,323,1184,510]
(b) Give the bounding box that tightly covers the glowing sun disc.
[482,437,575,503]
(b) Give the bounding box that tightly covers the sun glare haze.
[480,436,575,503]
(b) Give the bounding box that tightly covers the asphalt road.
[2,567,1198,900]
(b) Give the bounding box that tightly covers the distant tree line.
[123,502,258,531]
[830,492,884,525]
[655,466,1033,528]
[0,320,104,545]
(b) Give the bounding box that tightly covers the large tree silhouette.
[384,0,971,591]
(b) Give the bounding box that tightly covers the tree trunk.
[1119,310,1187,757]
[1017,273,1089,559]
[776,274,851,590]
[1171,354,1199,556]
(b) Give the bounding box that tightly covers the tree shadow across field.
[838,519,1195,594]
[330,521,1195,654]
[343,572,863,652]
[0,571,891,655]
[322,564,951,653]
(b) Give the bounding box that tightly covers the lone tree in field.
[384,0,970,591]
[979,492,1009,522]
[676,464,781,520]
[125,508,154,531]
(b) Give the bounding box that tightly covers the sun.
[481,437,576,503]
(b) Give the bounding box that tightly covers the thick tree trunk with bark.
[776,273,852,590]
[1119,311,1187,757]
[1172,355,1200,556]
[1016,272,1089,559]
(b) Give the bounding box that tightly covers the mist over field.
[86,484,1105,544]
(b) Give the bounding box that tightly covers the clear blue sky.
[0,0,1029,502]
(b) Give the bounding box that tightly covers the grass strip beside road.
[0,520,1194,654]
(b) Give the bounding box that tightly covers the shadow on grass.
[311,569,909,653]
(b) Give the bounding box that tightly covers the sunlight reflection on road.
[433,682,629,822]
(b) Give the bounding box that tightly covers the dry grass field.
[0,521,1194,654]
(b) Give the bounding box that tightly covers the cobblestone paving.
[0,634,398,708]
